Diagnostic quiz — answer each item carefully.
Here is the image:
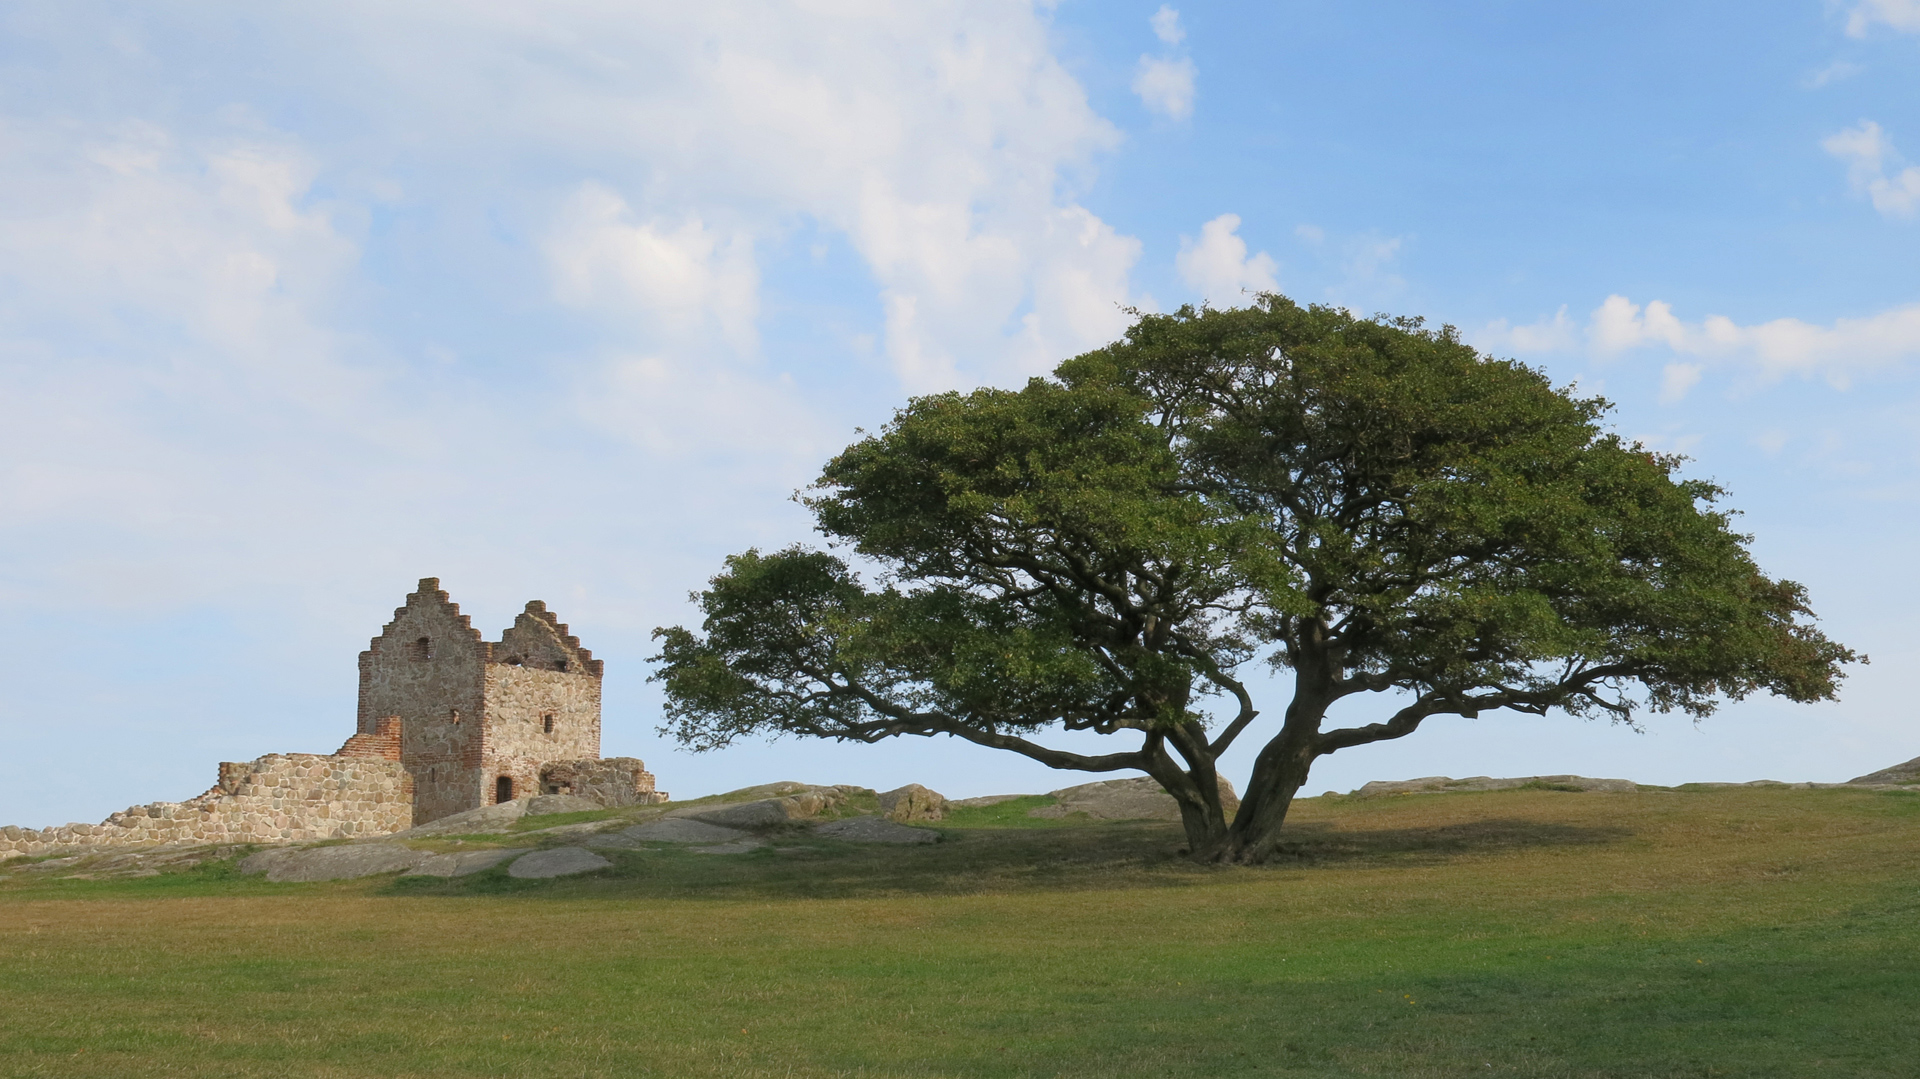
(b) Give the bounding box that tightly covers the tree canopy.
[652,296,1859,862]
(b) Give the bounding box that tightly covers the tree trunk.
[1207,694,1327,864]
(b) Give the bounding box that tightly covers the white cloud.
[1134,55,1197,120]
[546,183,759,354]
[1804,60,1862,88]
[1478,306,1575,355]
[1823,120,1920,218]
[1847,0,1920,35]
[1150,5,1186,45]
[0,3,1159,605]
[1343,235,1403,287]
[579,355,827,465]
[301,2,1139,392]
[1176,213,1278,301]
[1134,5,1195,121]
[1658,362,1704,405]
[1588,294,1920,383]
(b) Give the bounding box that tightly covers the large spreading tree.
[652,296,1859,863]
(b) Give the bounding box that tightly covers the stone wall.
[357,581,610,824]
[481,604,602,807]
[358,579,489,824]
[539,757,667,806]
[0,733,411,861]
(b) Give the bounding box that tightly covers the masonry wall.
[479,602,603,807]
[540,757,667,805]
[359,579,489,824]
[0,746,411,861]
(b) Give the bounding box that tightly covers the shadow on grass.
[375,815,1632,903]
[1270,817,1631,865]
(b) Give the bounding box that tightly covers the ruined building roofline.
[356,577,603,679]
[492,599,604,678]
[363,576,485,656]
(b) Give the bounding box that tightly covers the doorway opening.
[496,775,514,803]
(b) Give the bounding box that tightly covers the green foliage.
[653,295,1860,860]
[1066,297,1857,728]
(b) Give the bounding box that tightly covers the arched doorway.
[496,775,514,803]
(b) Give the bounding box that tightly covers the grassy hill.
[3,784,1917,1077]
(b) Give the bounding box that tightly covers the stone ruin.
[0,578,665,862]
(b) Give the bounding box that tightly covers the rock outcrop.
[1350,775,1638,796]
[1848,756,1920,786]
[878,784,947,822]
[506,847,611,878]
[239,843,431,883]
[665,783,868,828]
[1029,776,1241,821]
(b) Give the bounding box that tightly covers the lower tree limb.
[1146,722,1230,855]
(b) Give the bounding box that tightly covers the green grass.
[3,786,1918,1077]
[939,794,1076,828]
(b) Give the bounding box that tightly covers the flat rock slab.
[517,820,625,840]
[691,839,768,854]
[663,786,859,829]
[19,856,87,873]
[617,818,752,844]
[524,794,604,816]
[813,817,939,844]
[950,794,1027,808]
[389,799,529,838]
[681,799,794,829]
[404,848,532,878]
[1031,776,1242,821]
[583,833,647,851]
[240,844,430,883]
[506,847,611,878]
[1850,754,1920,785]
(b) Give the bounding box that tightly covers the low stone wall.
[0,751,412,861]
[539,757,668,806]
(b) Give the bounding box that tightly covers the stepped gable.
[358,577,658,825]
[494,600,604,678]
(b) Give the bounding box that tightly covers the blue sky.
[3,1,1918,829]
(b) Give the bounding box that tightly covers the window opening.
[414,636,433,661]
[496,776,514,803]
[543,714,554,734]
[555,659,569,672]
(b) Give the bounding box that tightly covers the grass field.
[2,785,1917,1077]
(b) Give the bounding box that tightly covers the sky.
[3,1,1918,830]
